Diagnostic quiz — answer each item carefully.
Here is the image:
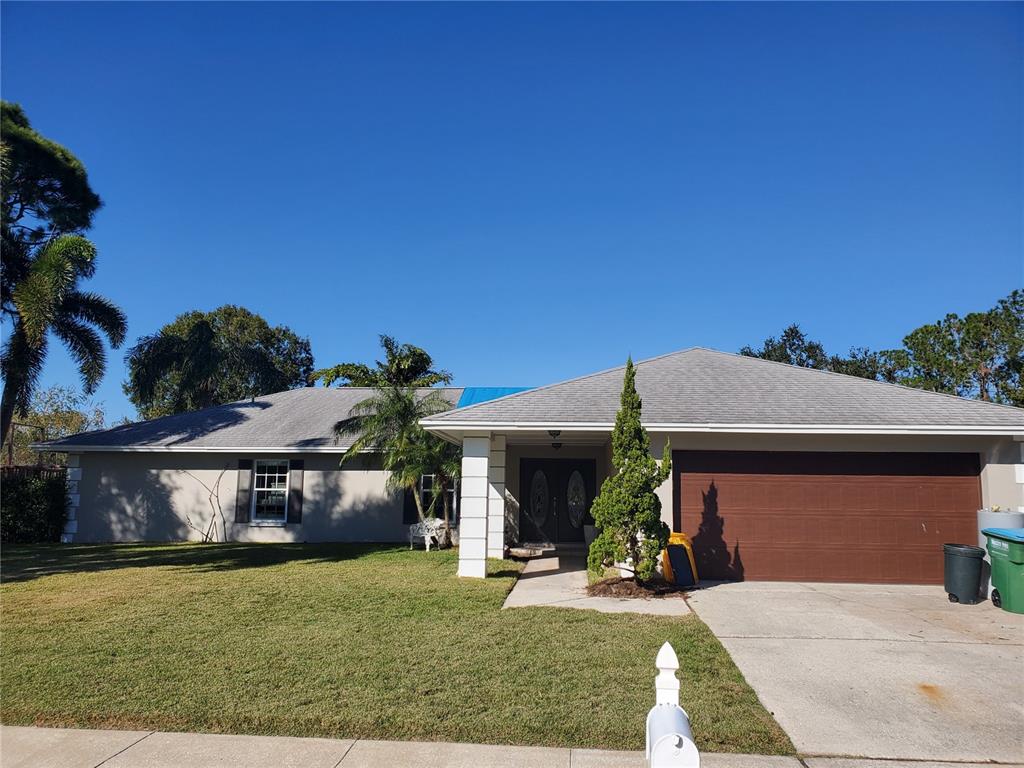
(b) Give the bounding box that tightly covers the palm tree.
[334,385,460,526]
[124,315,287,419]
[313,334,452,388]
[1,234,127,443]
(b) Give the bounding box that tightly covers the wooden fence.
[1,465,67,483]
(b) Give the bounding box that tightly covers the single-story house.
[39,387,469,545]
[39,348,1023,585]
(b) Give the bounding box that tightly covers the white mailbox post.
[645,642,700,768]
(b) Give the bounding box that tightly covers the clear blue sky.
[2,2,1021,422]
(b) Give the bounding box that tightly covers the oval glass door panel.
[566,470,586,528]
[530,470,549,527]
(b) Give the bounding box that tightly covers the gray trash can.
[943,543,985,604]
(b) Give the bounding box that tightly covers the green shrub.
[1,471,68,544]
[588,358,671,582]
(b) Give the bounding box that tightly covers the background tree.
[313,334,452,388]
[588,358,671,583]
[742,291,1023,404]
[740,324,829,369]
[1,103,125,444]
[5,384,105,466]
[896,291,1022,404]
[826,347,904,383]
[2,101,102,317]
[334,385,460,529]
[124,305,314,419]
[742,325,907,381]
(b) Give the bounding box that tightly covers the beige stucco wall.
[647,432,1024,529]
[72,433,1023,545]
[73,452,407,543]
[980,439,1024,511]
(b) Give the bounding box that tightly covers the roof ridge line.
[706,348,1024,414]
[432,347,705,417]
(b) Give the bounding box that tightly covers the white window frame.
[250,459,290,526]
[420,474,458,521]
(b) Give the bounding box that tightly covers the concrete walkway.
[5,726,1021,768]
[502,551,691,616]
[687,581,1024,763]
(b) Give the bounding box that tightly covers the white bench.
[409,518,450,551]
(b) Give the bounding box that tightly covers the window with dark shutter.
[251,460,289,524]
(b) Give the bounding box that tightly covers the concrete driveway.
[687,582,1024,762]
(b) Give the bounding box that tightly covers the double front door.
[519,458,597,544]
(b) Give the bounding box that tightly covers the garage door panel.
[676,451,981,584]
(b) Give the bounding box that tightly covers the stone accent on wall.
[62,454,82,543]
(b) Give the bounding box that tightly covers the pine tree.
[587,358,671,582]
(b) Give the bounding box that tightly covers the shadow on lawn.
[0,542,409,583]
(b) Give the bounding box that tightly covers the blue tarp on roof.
[456,387,531,408]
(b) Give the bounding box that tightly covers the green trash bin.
[982,527,1024,615]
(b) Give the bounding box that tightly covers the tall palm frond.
[59,291,127,348]
[1,325,47,418]
[125,320,225,415]
[11,235,96,345]
[51,316,105,392]
[333,385,460,525]
[313,334,452,388]
[1,234,125,441]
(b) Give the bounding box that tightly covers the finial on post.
[647,641,699,767]
[655,641,680,706]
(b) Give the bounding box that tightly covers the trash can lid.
[982,527,1024,543]
[943,543,985,557]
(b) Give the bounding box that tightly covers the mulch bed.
[586,576,688,599]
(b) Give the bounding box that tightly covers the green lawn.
[0,543,792,753]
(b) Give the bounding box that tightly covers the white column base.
[457,557,488,579]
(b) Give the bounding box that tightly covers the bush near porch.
[0,544,792,754]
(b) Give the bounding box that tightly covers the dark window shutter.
[235,459,253,523]
[287,460,304,524]
[452,480,460,525]
[402,488,419,524]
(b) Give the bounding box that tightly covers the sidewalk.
[4,726,1022,768]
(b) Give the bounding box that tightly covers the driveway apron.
[687,581,1024,762]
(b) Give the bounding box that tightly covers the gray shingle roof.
[423,348,1024,430]
[39,388,464,451]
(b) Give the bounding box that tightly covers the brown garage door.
[675,450,981,584]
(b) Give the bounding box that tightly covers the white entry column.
[487,435,506,558]
[458,435,490,578]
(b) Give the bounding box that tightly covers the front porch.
[454,433,612,578]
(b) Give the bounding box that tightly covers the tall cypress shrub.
[587,358,671,582]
